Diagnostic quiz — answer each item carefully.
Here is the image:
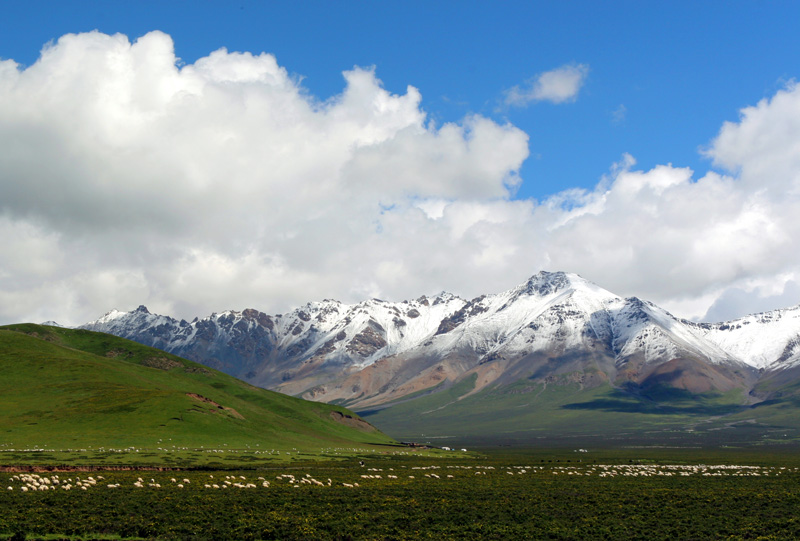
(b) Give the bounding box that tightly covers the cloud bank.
[0,31,798,325]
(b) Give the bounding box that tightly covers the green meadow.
[0,324,396,462]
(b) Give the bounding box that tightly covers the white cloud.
[1,31,800,326]
[705,80,800,195]
[611,103,627,124]
[505,63,589,106]
[0,31,529,324]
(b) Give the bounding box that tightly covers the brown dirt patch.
[186,393,245,419]
[142,356,183,370]
[329,411,376,432]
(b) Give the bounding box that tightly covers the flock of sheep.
[6,463,795,493]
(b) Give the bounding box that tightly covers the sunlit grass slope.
[0,324,395,452]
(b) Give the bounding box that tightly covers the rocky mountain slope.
[80,272,800,416]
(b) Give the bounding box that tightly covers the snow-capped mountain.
[80,271,800,410]
[295,272,755,408]
[690,306,800,371]
[82,292,467,392]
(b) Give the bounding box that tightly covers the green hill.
[0,324,396,461]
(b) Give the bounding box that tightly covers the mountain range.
[79,271,800,445]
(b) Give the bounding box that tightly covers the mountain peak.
[134,305,151,314]
[431,291,459,303]
[521,270,574,297]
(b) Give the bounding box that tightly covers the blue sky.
[5,1,798,200]
[1,1,800,325]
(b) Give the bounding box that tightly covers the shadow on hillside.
[561,391,744,416]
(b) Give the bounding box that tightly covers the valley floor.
[2,449,800,540]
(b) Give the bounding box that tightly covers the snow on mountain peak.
[697,304,800,370]
[95,309,131,324]
[78,270,800,388]
[520,270,572,297]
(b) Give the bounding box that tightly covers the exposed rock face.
[81,271,800,413]
[346,322,388,357]
[242,308,274,330]
[435,305,470,336]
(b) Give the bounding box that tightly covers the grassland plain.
[359,370,800,449]
[1,450,800,540]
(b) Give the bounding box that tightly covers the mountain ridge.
[78,271,800,444]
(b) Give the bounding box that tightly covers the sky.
[1,1,800,326]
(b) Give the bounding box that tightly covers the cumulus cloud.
[1,31,800,326]
[505,63,589,106]
[704,80,800,194]
[0,31,529,324]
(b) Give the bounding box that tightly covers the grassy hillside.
[0,324,396,461]
[360,372,800,448]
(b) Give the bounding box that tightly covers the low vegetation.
[1,450,799,540]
